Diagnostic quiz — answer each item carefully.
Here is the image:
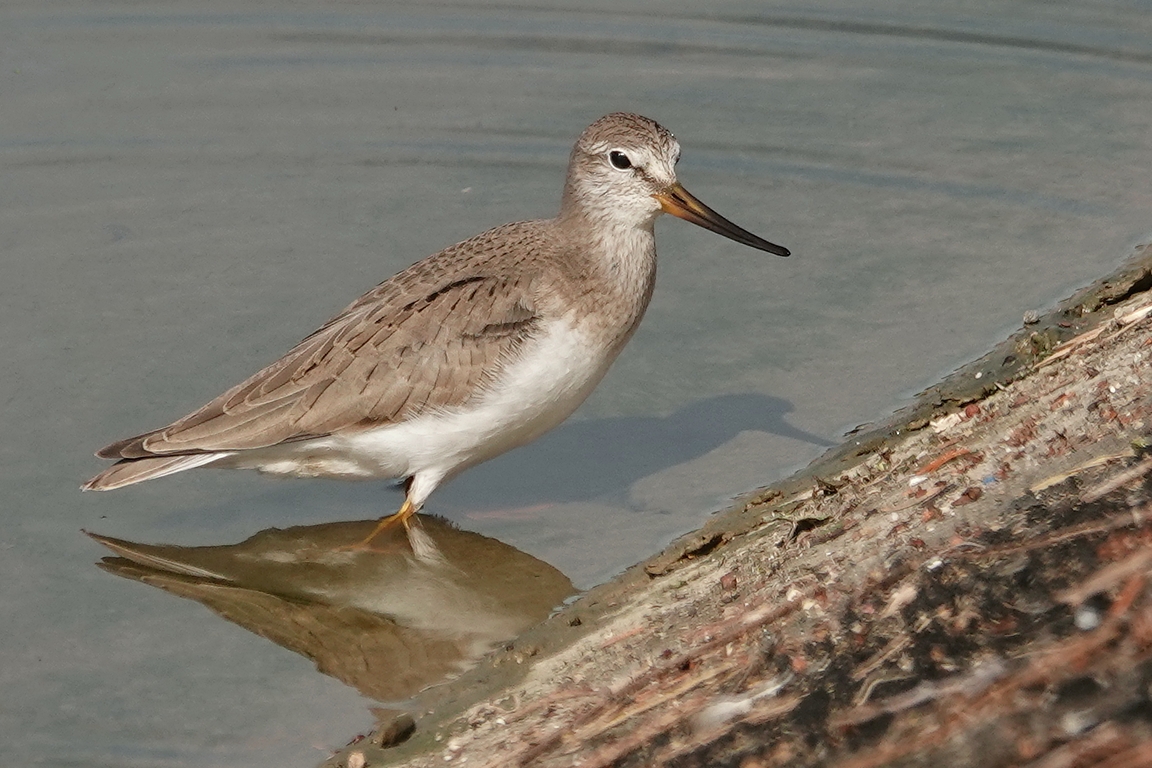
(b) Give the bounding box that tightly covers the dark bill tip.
[653,182,790,257]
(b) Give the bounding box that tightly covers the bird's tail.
[82,453,227,491]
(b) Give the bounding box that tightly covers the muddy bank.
[325,243,1152,768]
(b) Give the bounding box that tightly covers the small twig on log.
[1081,455,1152,503]
[1056,547,1152,607]
[1029,451,1133,494]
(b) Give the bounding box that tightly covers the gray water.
[3,1,1151,765]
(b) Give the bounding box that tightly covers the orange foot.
[337,499,417,551]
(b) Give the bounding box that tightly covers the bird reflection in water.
[89,517,574,703]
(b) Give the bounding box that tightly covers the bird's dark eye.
[608,150,632,170]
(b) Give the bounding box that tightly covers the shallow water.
[3,1,1151,765]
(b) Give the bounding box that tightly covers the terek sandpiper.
[83,113,789,541]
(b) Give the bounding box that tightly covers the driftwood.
[324,245,1152,768]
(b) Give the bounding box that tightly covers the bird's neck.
[556,203,657,278]
[552,183,660,343]
[545,209,657,353]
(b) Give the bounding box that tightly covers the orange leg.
[345,497,417,550]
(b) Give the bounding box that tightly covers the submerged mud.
[325,243,1152,768]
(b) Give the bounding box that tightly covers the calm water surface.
[3,1,1151,765]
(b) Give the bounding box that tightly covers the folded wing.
[95,247,543,464]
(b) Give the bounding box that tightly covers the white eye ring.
[608,150,632,170]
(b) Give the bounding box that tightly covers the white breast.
[232,316,618,507]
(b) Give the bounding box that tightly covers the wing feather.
[97,222,550,460]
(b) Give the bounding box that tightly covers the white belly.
[229,318,618,506]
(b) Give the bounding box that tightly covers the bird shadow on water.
[435,391,834,513]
